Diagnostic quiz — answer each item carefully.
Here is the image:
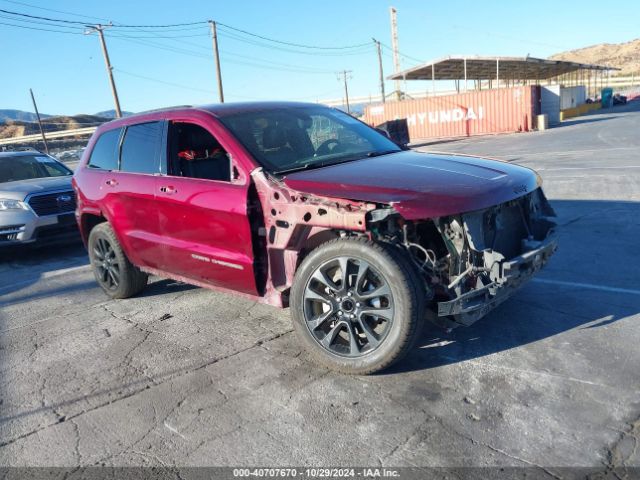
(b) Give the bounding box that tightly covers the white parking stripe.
[538,165,640,171]
[532,278,640,296]
[0,264,89,295]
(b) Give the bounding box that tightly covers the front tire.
[290,238,424,374]
[88,222,148,299]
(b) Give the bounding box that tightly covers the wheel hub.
[340,298,355,313]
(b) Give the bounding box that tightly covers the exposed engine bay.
[368,188,558,328]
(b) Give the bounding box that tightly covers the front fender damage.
[250,168,376,306]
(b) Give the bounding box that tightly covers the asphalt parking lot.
[1,102,639,472]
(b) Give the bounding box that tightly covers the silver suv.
[0,151,78,246]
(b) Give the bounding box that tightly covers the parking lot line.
[0,264,89,295]
[532,278,640,296]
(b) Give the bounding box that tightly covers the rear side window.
[120,122,162,174]
[88,129,120,170]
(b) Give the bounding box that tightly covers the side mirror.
[375,128,391,139]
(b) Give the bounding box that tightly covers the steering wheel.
[316,138,343,156]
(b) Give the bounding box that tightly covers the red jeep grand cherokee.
[73,102,557,374]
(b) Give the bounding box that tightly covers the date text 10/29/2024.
[232,468,400,478]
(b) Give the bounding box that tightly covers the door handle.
[160,186,177,194]
[105,179,118,186]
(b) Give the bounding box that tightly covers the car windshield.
[0,155,72,183]
[218,105,401,174]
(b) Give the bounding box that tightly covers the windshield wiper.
[366,149,401,158]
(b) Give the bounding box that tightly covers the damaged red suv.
[73,102,557,374]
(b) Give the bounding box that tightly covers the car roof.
[199,101,325,117]
[0,150,50,158]
[96,101,327,130]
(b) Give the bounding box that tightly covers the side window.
[120,122,162,175]
[168,122,230,182]
[87,128,120,170]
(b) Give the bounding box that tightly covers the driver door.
[154,119,258,296]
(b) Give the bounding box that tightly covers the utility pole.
[209,20,224,103]
[85,24,122,118]
[338,70,352,113]
[373,38,385,103]
[29,88,49,154]
[389,7,401,101]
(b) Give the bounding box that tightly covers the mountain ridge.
[550,38,640,75]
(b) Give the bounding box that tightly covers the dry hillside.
[551,38,640,75]
[0,114,107,139]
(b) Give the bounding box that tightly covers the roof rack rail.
[0,146,42,153]
[135,105,193,115]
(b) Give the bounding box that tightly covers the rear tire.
[290,237,425,375]
[88,223,148,299]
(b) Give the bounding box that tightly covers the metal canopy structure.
[388,55,618,82]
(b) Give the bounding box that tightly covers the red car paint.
[73,102,539,308]
[283,150,540,220]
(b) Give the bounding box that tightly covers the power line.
[106,34,339,75]
[0,6,372,51]
[114,69,213,93]
[0,7,207,28]
[0,0,107,21]
[216,21,371,50]
[0,12,84,30]
[217,28,372,57]
[0,20,84,34]
[379,41,424,65]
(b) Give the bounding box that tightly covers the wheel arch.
[79,212,107,246]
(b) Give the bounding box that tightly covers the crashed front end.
[382,188,557,328]
[434,188,557,326]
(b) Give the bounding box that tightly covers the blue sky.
[1,0,639,115]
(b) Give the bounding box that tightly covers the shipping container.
[560,86,586,109]
[363,86,538,142]
[541,85,561,125]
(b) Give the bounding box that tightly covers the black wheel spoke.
[345,322,360,355]
[311,268,338,292]
[337,257,350,289]
[356,316,381,348]
[354,259,370,293]
[320,322,343,349]
[360,306,394,321]
[307,309,334,330]
[305,287,333,304]
[107,269,118,286]
[359,283,392,301]
[110,265,120,281]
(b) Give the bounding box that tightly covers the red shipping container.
[363,86,538,141]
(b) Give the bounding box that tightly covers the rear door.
[105,121,164,269]
[154,117,258,295]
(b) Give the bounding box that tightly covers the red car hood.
[282,150,540,219]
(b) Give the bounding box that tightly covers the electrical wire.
[217,28,373,57]
[0,5,371,50]
[216,21,371,50]
[378,41,425,64]
[0,7,207,28]
[113,69,214,93]
[0,19,84,34]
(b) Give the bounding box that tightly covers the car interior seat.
[176,126,230,182]
[261,125,298,168]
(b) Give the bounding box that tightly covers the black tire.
[88,222,148,299]
[290,237,425,375]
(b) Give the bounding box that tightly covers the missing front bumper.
[436,235,558,326]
